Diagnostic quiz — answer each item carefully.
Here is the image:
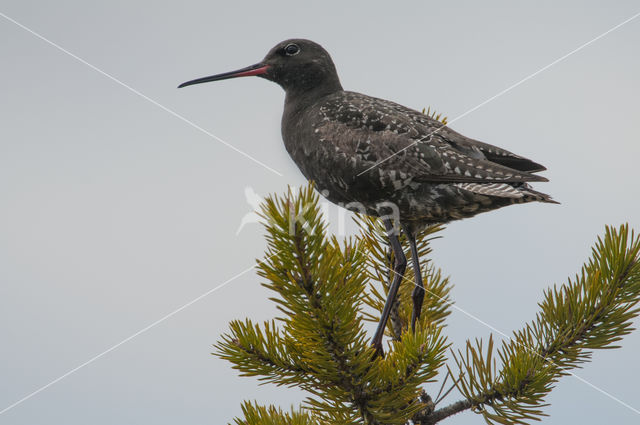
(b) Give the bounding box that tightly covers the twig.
[417,399,473,425]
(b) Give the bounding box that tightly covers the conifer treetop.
[216,184,640,425]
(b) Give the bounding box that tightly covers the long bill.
[178,63,269,88]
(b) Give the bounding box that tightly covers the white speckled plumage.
[179,38,558,352]
[281,88,556,233]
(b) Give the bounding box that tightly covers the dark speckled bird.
[179,39,557,354]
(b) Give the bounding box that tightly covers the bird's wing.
[381,100,548,173]
[313,92,548,186]
[450,137,547,173]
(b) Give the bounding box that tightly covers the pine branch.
[418,399,472,425]
[215,184,639,425]
[217,185,452,424]
[364,325,448,423]
[438,224,640,425]
[233,401,320,425]
[215,319,321,391]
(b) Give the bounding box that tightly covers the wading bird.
[179,39,556,355]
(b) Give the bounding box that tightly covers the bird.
[179,39,557,355]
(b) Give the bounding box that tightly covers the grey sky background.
[1,1,639,424]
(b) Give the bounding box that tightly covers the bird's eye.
[284,43,300,56]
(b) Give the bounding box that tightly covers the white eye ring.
[284,43,300,56]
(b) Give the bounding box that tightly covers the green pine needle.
[450,224,640,425]
[214,183,640,425]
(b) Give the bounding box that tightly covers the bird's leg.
[407,232,425,332]
[371,218,406,356]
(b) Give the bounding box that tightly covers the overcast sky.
[1,1,639,424]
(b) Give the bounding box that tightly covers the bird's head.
[179,39,342,96]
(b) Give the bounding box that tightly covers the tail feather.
[455,182,559,204]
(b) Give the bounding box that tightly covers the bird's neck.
[283,77,343,114]
[280,81,342,159]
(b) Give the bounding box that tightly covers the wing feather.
[313,92,548,185]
